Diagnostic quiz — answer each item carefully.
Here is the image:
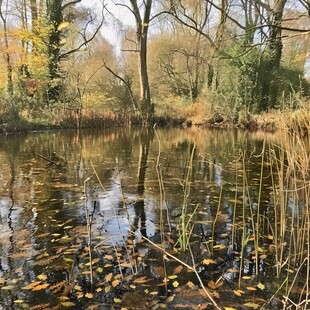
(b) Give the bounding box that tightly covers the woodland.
[0,0,310,132]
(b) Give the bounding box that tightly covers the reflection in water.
[0,128,308,308]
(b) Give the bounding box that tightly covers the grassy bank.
[0,99,309,136]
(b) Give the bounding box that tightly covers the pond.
[0,127,309,310]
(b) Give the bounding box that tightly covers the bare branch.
[61,0,82,11]
[60,7,105,59]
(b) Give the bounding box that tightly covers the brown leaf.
[208,280,217,290]
[133,276,149,283]
[173,265,183,274]
[112,279,120,287]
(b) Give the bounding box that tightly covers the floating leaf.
[14,300,25,303]
[187,281,195,289]
[1,285,15,290]
[61,301,76,307]
[257,282,265,290]
[112,279,120,287]
[246,286,257,291]
[150,291,158,295]
[22,281,41,290]
[242,276,251,280]
[32,283,49,291]
[172,281,179,288]
[105,255,114,260]
[105,273,113,282]
[243,302,260,309]
[166,295,175,303]
[168,275,178,279]
[37,274,47,281]
[173,265,183,274]
[120,263,132,268]
[134,276,149,283]
[85,293,93,299]
[96,287,102,292]
[233,290,245,296]
[224,308,237,310]
[203,259,215,265]
[105,285,111,293]
[208,280,217,290]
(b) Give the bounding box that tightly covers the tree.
[0,0,13,97]
[113,0,154,123]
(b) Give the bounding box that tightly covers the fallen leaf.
[32,283,49,291]
[203,259,215,265]
[22,281,41,290]
[257,282,265,290]
[172,281,179,288]
[85,293,93,299]
[112,279,120,287]
[105,273,113,282]
[1,285,15,290]
[37,274,47,281]
[173,265,183,274]
[243,302,260,309]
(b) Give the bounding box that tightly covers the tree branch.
[59,7,105,59]
[61,0,82,11]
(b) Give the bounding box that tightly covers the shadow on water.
[0,128,309,309]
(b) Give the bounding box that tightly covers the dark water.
[0,127,308,309]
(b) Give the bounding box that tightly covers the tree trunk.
[0,0,13,97]
[46,0,63,102]
[130,0,153,124]
[260,0,287,110]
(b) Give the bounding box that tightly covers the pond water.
[0,127,309,310]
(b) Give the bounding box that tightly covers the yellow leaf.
[172,281,179,288]
[257,282,265,290]
[105,285,111,293]
[150,291,158,295]
[243,302,260,309]
[246,286,257,291]
[166,295,175,303]
[61,301,76,307]
[168,275,178,279]
[74,285,82,291]
[37,274,47,281]
[114,298,122,303]
[96,287,102,292]
[1,285,15,290]
[14,300,25,303]
[57,22,70,31]
[242,276,251,280]
[224,308,237,310]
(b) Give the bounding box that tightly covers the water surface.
[0,127,308,309]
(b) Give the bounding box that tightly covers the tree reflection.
[131,128,153,238]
